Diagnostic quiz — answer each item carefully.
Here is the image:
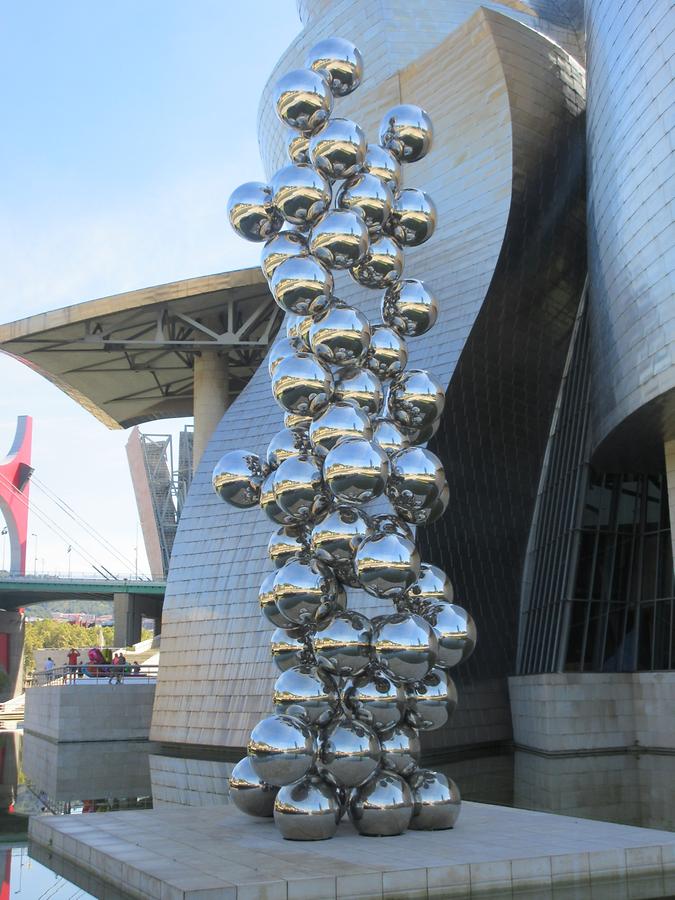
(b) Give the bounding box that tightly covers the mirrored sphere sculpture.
[229,757,279,818]
[409,769,461,830]
[349,771,413,836]
[274,68,333,133]
[248,714,315,786]
[223,34,477,840]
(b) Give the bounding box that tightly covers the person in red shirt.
[67,647,81,683]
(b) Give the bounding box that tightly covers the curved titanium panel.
[150,3,585,775]
[585,0,675,469]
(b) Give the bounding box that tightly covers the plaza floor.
[29,800,675,899]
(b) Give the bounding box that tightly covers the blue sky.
[0,1,301,575]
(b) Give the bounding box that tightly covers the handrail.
[33,664,159,687]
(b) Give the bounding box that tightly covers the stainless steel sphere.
[273,556,337,625]
[309,301,371,366]
[368,513,413,540]
[259,571,289,628]
[274,68,333,133]
[379,104,433,164]
[267,426,310,469]
[382,279,438,337]
[363,143,401,192]
[409,769,461,830]
[229,757,279,818]
[324,437,389,507]
[425,480,449,522]
[268,336,303,378]
[309,210,369,270]
[312,610,372,676]
[418,601,476,669]
[267,524,309,568]
[212,449,263,508]
[270,255,333,317]
[271,353,333,417]
[273,664,339,725]
[305,37,364,97]
[284,412,313,432]
[350,235,403,289]
[309,505,369,584]
[379,724,420,776]
[227,181,283,242]
[309,117,367,181]
[271,164,331,229]
[270,627,307,672]
[319,717,381,787]
[274,774,341,841]
[261,229,308,280]
[309,402,373,458]
[365,325,408,380]
[337,173,394,235]
[334,366,384,416]
[406,668,457,732]
[387,446,448,525]
[373,613,438,683]
[285,312,312,350]
[372,418,410,457]
[286,130,310,165]
[388,189,437,246]
[248,714,315,787]
[344,671,405,732]
[388,369,445,434]
[405,563,454,607]
[260,471,289,525]
[349,771,413,836]
[354,532,420,598]
[273,454,324,523]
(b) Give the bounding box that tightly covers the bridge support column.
[193,352,229,473]
[0,610,24,702]
[113,593,143,648]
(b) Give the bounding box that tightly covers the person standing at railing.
[109,652,121,684]
[67,647,81,684]
[43,657,55,684]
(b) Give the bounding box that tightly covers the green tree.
[23,620,125,674]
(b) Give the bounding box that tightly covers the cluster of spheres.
[217,37,477,841]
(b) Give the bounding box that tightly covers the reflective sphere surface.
[286,130,310,165]
[350,235,403,288]
[345,671,405,732]
[305,37,363,97]
[382,279,438,337]
[259,571,289,628]
[373,613,437,683]
[313,610,372,676]
[227,181,282,242]
[273,453,324,523]
[229,756,279,818]
[309,505,369,584]
[334,366,384,415]
[349,771,413,836]
[274,775,341,841]
[261,229,308,280]
[409,769,461,830]
[366,325,408,380]
[273,556,337,625]
[248,714,315,786]
[309,210,369,270]
[372,418,410,457]
[337,173,393,235]
[212,450,263,508]
[406,668,457,732]
[309,117,366,181]
[285,312,312,350]
[268,337,303,378]
[260,471,288,525]
[379,724,420,776]
[270,627,307,672]
[309,301,371,366]
[404,563,454,607]
[270,255,333,317]
[309,402,373,458]
[389,189,437,246]
[273,665,338,725]
[267,524,309,568]
[363,143,401,192]
[354,531,420,598]
[266,426,310,469]
[388,369,445,434]
[271,164,331,228]
[274,68,333,133]
[387,446,447,525]
[379,104,433,163]
[319,717,381,787]
[271,353,333,417]
[418,601,476,669]
[324,437,389,506]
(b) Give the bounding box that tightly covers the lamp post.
[1,526,7,571]
[67,544,72,578]
[31,532,38,576]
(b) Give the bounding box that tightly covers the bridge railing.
[33,664,159,687]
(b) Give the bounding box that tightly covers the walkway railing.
[33,665,159,687]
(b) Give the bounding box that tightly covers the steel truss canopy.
[0,268,281,429]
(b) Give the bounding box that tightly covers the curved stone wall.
[150,1,586,795]
[585,0,675,468]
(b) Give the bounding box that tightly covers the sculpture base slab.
[29,801,675,899]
